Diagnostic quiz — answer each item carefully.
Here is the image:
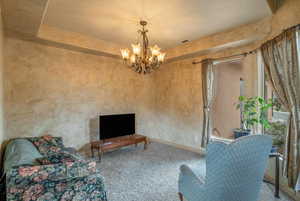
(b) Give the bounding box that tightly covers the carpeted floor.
[96,142,292,201]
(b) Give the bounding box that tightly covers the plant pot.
[271,146,278,153]
[233,129,251,139]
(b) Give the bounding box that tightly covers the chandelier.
[120,20,166,74]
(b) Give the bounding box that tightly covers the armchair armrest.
[179,165,208,201]
[179,165,205,186]
[62,147,77,154]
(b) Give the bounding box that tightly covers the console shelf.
[90,134,148,161]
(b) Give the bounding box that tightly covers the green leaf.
[236,95,272,129]
[239,96,245,102]
[258,97,264,104]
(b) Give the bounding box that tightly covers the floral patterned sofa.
[3,135,107,201]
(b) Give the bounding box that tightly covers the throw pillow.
[28,135,64,156]
[42,134,64,147]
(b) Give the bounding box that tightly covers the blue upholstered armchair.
[178,135,272,201]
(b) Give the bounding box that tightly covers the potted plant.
[234,96,273,139]
[265,121,286,153]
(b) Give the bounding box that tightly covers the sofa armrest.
[63,147,77,154]
[6,173,107,201]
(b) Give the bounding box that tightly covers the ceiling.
[43,0,271,49]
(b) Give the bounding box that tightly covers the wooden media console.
[90,134,148,161]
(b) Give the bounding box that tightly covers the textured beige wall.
[0,7,4,145]
[3,0,300,151]
[1,0,49,35]
[150,53,258,148]
[149,60,203,148]
[150,0,299,148]
[269,0,300,39]
[4,37,155,149]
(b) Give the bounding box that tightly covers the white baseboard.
[149,137,205,155]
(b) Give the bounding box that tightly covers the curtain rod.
[192,23,300,65]
[192,49,258,65]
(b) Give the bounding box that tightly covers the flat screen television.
[99,113,135,140]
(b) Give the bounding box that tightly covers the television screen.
[99,113,135,140]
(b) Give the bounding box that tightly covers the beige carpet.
[95,142,292,201]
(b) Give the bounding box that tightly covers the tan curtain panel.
[261,25,300,189]
[201,59,216,148]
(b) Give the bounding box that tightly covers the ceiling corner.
[1,0,49,35]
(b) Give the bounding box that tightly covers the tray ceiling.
[42,0,271,49]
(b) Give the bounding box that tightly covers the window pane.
[264,69,289,154]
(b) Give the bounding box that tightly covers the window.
[212,59,244,140]
[261,29,300,155]
[264,79,288,154]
